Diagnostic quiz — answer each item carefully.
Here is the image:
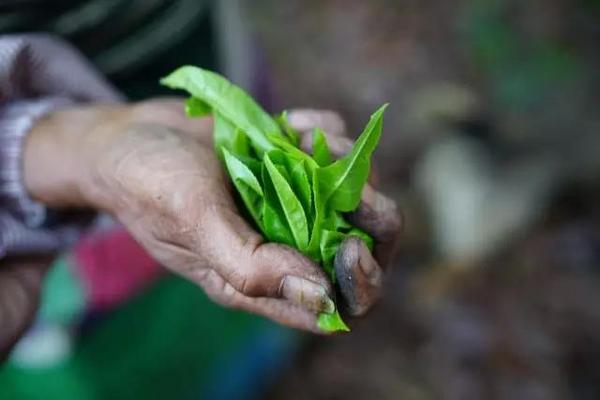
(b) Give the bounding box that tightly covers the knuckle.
[236,241,281,297]
[234,271,263,297]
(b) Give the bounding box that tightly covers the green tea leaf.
[266,149,293,182]
[320,229,346,280]
[161,66,278,156]
[261,164,295,246]
[317,104,387,212]
[308,168,324,259]
[268,134,319,172]
[222,149,263,195]
[264,153,309,251]
[213,112,237,160]
[275,111,301,147]
[290,161,312,221]
[324,210,353,232]
[262,203,295,246]
[318,309,350,332]
[235,154,262,177]
[266,150,313,224]
[222,149,264,228]
[312,127,333,167]
[347,227,374,251]
[232,128,252,158]
[185,96,211,117]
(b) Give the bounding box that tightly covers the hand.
[24,99,401,332]
[0,256,50,361]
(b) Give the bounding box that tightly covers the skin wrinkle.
[137,228,208,274]
[199,269,320,333]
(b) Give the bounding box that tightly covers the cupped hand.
[24,99,401,332]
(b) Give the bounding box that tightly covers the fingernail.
[352,239,382,283]
[281,276,335,314]
[359,258,376,278]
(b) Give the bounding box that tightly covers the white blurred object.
[9,324,72,369]
[414,134,560,264]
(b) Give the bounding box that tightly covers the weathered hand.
[24,100,400,333]
[25,100,334,333]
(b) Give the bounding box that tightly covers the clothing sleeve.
[0,34,124,258]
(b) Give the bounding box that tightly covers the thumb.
[193,205,335,314]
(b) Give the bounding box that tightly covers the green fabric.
[39,257,86,325]
[0,275,281,400]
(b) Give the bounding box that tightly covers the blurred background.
[1,0,600,399]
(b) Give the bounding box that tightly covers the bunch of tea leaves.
[161,66,386,332]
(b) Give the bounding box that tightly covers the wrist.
[22,104,126,210]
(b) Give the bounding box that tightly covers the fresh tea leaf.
[266,149,293,183]
[318,309,350,332]
[185,97,211,117]
[320,229,346,280]
[214,112,237,160]
[235,154,262,178]
[290,161,313,221]
[261,164,295,247]
[268,149,313,221]
[223,148,264,228]
[275,111,301,147]
[222,149,264,227]
[232,129,252,158]
[161,66,278,156]
[317,104,387,212]
[308,168,324,259]
[222,149,263,196]
[324,209,353,232]
[262,203,295,247]
[347,227,374,251]
[264,153,309,251]
[268,134,319,172]
[312,127,333,167]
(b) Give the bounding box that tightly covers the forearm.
[22,100,214,212]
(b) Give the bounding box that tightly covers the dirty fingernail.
[359,256,377,278]
[281,276,335,313]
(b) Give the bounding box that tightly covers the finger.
[191,205,335,314]
[191,269,325,333]
[286,109,353,158]
[346,184,402,267]
[0,258,49,360]
[286,109,347,138]
[335,237,383,317]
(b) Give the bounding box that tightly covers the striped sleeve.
[0,34,123,258]
[0,97,73,227]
